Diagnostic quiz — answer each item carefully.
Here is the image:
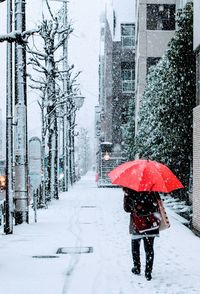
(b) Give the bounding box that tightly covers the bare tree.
[27,9,80,201]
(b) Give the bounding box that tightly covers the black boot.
[131,239,141,275]
[131,266,141,275]
[145,271,152,281]
[144,237,154,281]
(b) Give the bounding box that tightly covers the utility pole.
[4,0,13,234]
[14,0,29,224]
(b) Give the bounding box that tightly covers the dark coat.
[123,188,161,237]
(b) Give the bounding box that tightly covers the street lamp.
[73,95,85,110]
[103,151,110,161]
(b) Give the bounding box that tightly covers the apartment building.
[134,0,199,232]
[135,0,178,133]
[95,0,135,186]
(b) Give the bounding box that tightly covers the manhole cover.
[56,247,93,254]
[81,206,96,208]
[32,255,59,259]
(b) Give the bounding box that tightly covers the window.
[147,4,175,30]
[121,24,135,48]
[147,57,160,74]
[121,68,134,93]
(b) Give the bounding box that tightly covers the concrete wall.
[193,0,200,234]
[146,31,175,56]
[193,105,200,233]
[135,0,176,133]
[194,0,200,51]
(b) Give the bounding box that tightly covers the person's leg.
[143,237,155,280]
[131,238,141,274]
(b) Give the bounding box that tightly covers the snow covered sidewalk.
[0,172,200,294]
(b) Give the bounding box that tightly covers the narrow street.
[0,172,200,294]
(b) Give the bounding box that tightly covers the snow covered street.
[0,172,200,294]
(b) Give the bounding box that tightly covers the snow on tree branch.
[0,28,39,43]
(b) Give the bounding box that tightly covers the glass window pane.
[121,24,133,36]
[122,69,131,80]
[122,81,134,92]
[121,24,135,48]
[147,4,175,31]
[122,37,134,48]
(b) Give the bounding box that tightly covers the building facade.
[135,0,199,232]
[95,0,135,185]
[135,0,178,133]
[193,0,200,234]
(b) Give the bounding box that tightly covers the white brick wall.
[193,105,200,233]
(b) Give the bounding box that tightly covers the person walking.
[123,187,161,281]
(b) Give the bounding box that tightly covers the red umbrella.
[108,159,184,193]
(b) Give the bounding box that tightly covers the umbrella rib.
[137,164,147,191]
[152,162,169,191]
[138,161,166,192]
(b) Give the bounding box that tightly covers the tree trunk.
[41,102,46,207]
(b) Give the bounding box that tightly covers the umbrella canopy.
[108,159,184,193]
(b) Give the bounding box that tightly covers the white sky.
[0,0,106,140]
